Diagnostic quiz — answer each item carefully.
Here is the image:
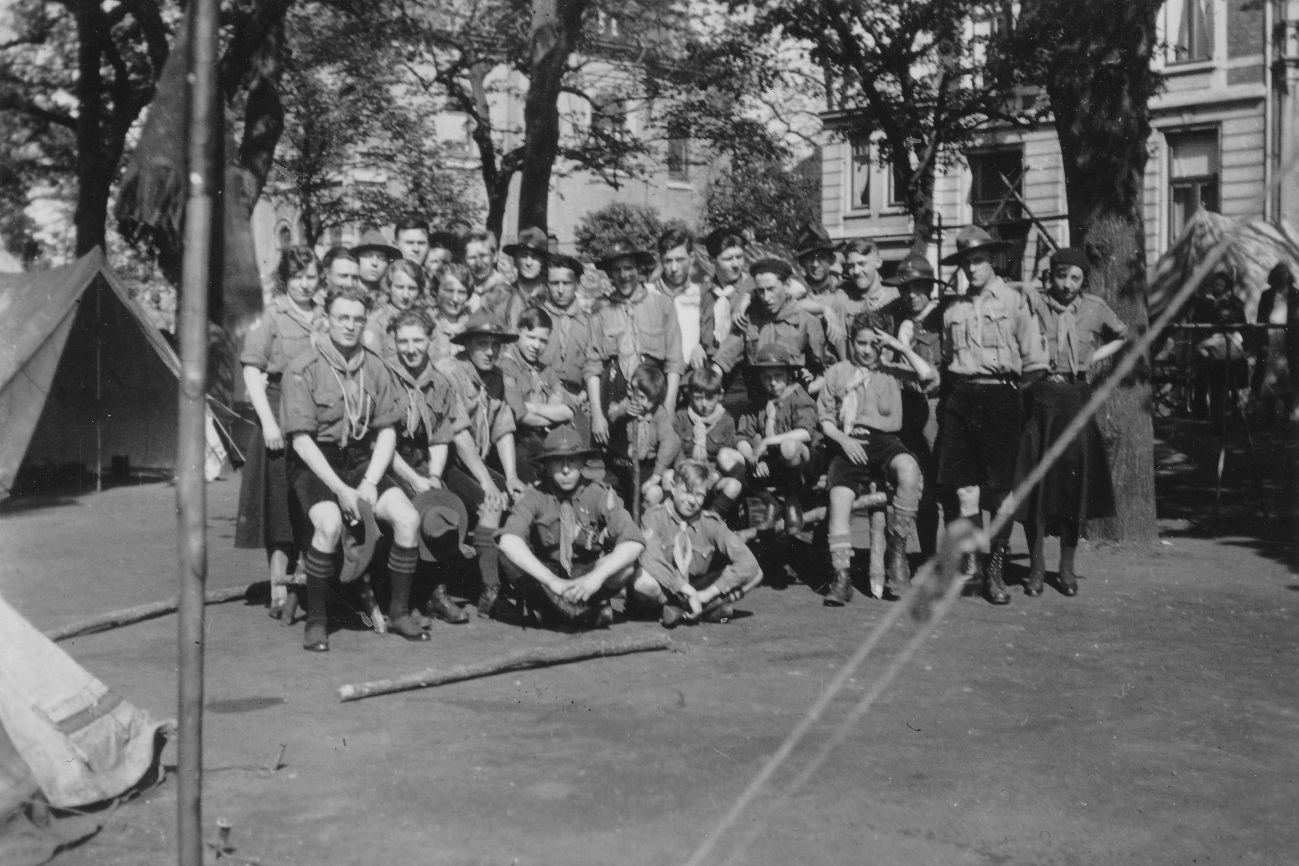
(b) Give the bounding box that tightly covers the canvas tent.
[0,248,191,496]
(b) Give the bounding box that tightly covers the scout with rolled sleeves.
[502,226,551,307]
[585,236,685,443]
[735,343,820,535]
[1016,247,1128,598]
[629,460,763,628]
[937,225,1049,605]
[817,310,938,604]
[883,253,944,558]
[236,245,322,620]
[383,306,477,625]
[538,253,592,400]
[279,285,429,651]
[497,427,645,629]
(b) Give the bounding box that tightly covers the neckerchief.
[664,500,696,583]
[387,358,436,439]
[839,367,872,431]
[465,362,495,457]
[313,333,370,446]
[544,301,578,364]
[713,283,737,345]
[1046,293,1080,375]
[764,395,781,440]
[559,497,578,575]
[608,285,647,382]
[687,404,726,461]
[278,295,316,333]
[508,345,551,404]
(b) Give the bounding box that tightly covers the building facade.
[817,0,1299,290]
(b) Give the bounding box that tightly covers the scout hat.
[530,425,600,465]
[502,226,551,260]
[351,228,401,262]
[883,252,938,289]
[410,489,470,563]
[939,225,1013,266]
[750,342,800,369]
[338,499,381,584]
[450,310,519,345]
[793,222,837,261]
[595,236,656,272]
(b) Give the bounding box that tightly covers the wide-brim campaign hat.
[338,499,381,584]
[502,226,551,260]
[750,342,800,369]
[595,236,657,272]
[794,222,837,260]
[411,489,470,563]
[939,225,1013,266]
[883,252,938,288]
[450,310,519,345]
[351,228,401,262]
[530,425,600,465]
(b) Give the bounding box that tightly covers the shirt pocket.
[636,311,666,355]
[535,515,562,551]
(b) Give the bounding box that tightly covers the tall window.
[848,136,871,211]
[1164,0,1215,63]
[667,138,690,182]
[1167,129,1220,242]
[887,159,909,208]
[968,147,1024,225]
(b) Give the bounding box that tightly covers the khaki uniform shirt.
[433,356,525,455]
[737,384,819,448]
[714,297,827,376]
[538,302,591,390]
[639,502,760,594]
[672,408,738,463]
[239,296,320,377]
[610,404,681,478]
[1025,290,1128,375]
[942,277,1049,376]
[389,362,469,451]
[280,346,402,444]
[584,286,686,381]
[503,480,643,569]
[361,299,404,365]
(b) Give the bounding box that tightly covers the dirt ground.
[2,419,1297,866]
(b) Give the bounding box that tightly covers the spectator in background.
[1253,262,1297,422]
[1189,269,1248,422]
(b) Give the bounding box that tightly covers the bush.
[573,202,668,263]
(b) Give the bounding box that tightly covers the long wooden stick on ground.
[338,633,674,702]
[45,584,252,642]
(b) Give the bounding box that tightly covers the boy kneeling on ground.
[498,426,645,629]
[630,461,763,628]
[817,311,937,604]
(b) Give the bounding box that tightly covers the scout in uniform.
[362,258,427,364]
[498,306,581,481]
[713,257,829,404]
[538,253,591,401]
[793,222,840,298]
[817,311,937,604]
[668,366,745,519]
[937,225,1049,604]
[280,285,429,651]
[736,343,820,534]
[384,307,477,625]
[320,247,361,309]
[427,262,473,361]
[464,228,520,321]
[501,226,550,307]
[602,363,681,510]
[236,245,322,620]
[650,227,710,371]
[498,427,645,629]
[883,253,944,558]
[629,460,763,628]
[434,310,529,615]
[585,236,685,444]
[1016,247,1127,597]
[351,228,401,304]
[827,238,900,357]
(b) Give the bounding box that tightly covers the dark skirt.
[234,382,296,549]
[1014,380,1116,533]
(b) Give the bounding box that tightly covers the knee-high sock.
[302,546,336,628]
[828,533,854,571]
[387,544,419,619]
[474,526,500,592]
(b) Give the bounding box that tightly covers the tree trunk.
[1046,6,1161,544]
[73,6,109,255]
[907,153,937,256]
[516,0,586,233]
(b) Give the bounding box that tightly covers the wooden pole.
[177,1,220,864]
[45,585,250,642]
[337,633,673,702]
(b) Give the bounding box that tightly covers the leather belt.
[1047,372,1088,383]
[949,373,1018,387]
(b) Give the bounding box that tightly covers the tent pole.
[176,1,219,865]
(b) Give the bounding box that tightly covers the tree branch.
[0,93,77,128]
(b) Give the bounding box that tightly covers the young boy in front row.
[817,311,937,605]
[498,426,645,629]
[602,364,681,511]
[736,343,820,534]
[667,366,745,520]
[630,461,763,628]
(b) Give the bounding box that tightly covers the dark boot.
[701,589,742,623]
[426,578,469,624]
[984,539,1011,605]
[1058,538,1079,596]
[473,524,501,617]
[754,496,780,534]
[1024,523,1046,597]
[824,569,853,606]
[883,512,915,600]
[387,546,431,642]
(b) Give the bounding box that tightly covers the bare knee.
[828,486,856,533]
[891,455,921,491]
[718,477,743,499]
[630,571,667,604]
[717,448,744,475]
[309,503,343,550]
[779,440,806,465]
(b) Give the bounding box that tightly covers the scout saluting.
[630,460,763,628]
[280,285,428,651]
[1016,247,1127,597]
[498,427,645,629]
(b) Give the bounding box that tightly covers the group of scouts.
[234,215,1129,653]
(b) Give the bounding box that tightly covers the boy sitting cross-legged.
[666,366,746,520]
[629,460,763,628]
[498,426,645,629]
[817,311,937,605]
